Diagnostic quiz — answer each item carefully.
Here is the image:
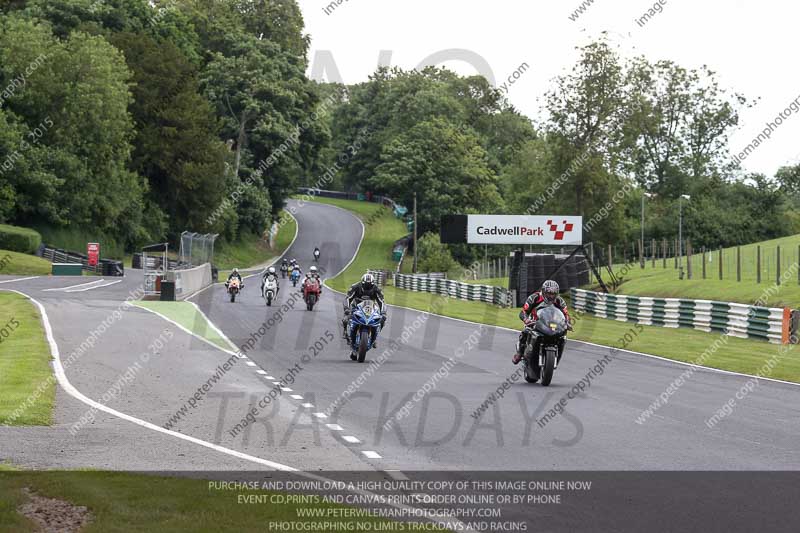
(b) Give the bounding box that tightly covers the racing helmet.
[268,266,276,274]
[309,266,318,274]
[232,268,239,275]
[542,279,559,303]
[361,272,375,290]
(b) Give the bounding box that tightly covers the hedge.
[0,224,42,254]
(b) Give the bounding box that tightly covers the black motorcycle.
[280,264,288,278]
[521,303,568,386]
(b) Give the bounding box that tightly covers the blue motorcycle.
[290,269,301,287]
[348,299,383,363]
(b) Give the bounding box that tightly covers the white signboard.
[466,215,583,245]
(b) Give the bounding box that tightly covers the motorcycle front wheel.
[357,328,369,363]
[540,346,556,386]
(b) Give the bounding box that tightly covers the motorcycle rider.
[225,268,244,290]
[261,266,280,297]
[342,273,387,354]
[313,246,320,261]
[512,280,572,365]
[303,265,322,286]
[280,258,289,278]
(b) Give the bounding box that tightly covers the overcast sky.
[298,0,800,178]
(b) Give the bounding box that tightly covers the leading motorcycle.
[263,277,278,306]
[347,298,383,363]
[303,278,321,311]
[227,278,241,303]
[521,303,568,386]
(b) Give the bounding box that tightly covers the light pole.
[679,194,691,279]
[641,192,654,268]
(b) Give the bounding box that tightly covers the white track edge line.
[42,278,106,292]
[0,276,39,284]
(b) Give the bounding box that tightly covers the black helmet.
[542,280,559,302]
[361,272,375,290]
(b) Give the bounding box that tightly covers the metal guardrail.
[39,245,124,276]
[395,273,512,307]
[571,288,796,345]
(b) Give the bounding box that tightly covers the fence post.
[662,239,667,268]
[651,239,656,267]
[674,239,679,268]
[718,248,723,280]
[639,239,644,269]
[757,245,761,284]
[687,240,692,279]
[737,246,741,282]
[702,248,706,279]
[777,246,781,286]
[608,244,613,269]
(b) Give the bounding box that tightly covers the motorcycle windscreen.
[535,305,567,336]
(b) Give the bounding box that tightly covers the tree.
[0,15,150,245]
[417,232,458,273]
[109,31,227,238]
[545,40,625,214]
[371,118,503,234]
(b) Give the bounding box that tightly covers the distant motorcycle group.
[224,249,322,311]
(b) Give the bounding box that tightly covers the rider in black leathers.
[342,273,387,344]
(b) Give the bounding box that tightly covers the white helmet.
[310,266,318,274]
[232,268,239,274]
[268,266,276,274]
[361,272,375,289]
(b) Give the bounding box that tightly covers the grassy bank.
[0,470,435,532]
[299,197,407,292]
[316,198,800,382]
[0,293,54,425]
[607,233,800,307]
[0,250,52,276]
[215,211,297,279]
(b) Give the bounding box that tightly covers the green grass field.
[0,470,437,532]
[135,302,232,351]
[606,233,800,307]
[0,250,52,276]
[316,198,800,382]
[299,197,407,292]
[0,293,54,425]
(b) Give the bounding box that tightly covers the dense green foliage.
[0,0,321,250]
[0,223,40,253]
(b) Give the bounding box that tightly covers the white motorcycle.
[263,277,278,306]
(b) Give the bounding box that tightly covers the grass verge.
[317,198,800,382]
[0,292,54,425]
[0,250,52,276]
[216,211,297,281]
[135,302,231,352]
[607,233,800,307]
[296,197,407,292]
[0,470,439,532]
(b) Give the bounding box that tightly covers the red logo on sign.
[546,220,574,241]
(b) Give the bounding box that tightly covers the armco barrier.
[571,288,796,344]
[395,273,512,307]
[165,263,212,300]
